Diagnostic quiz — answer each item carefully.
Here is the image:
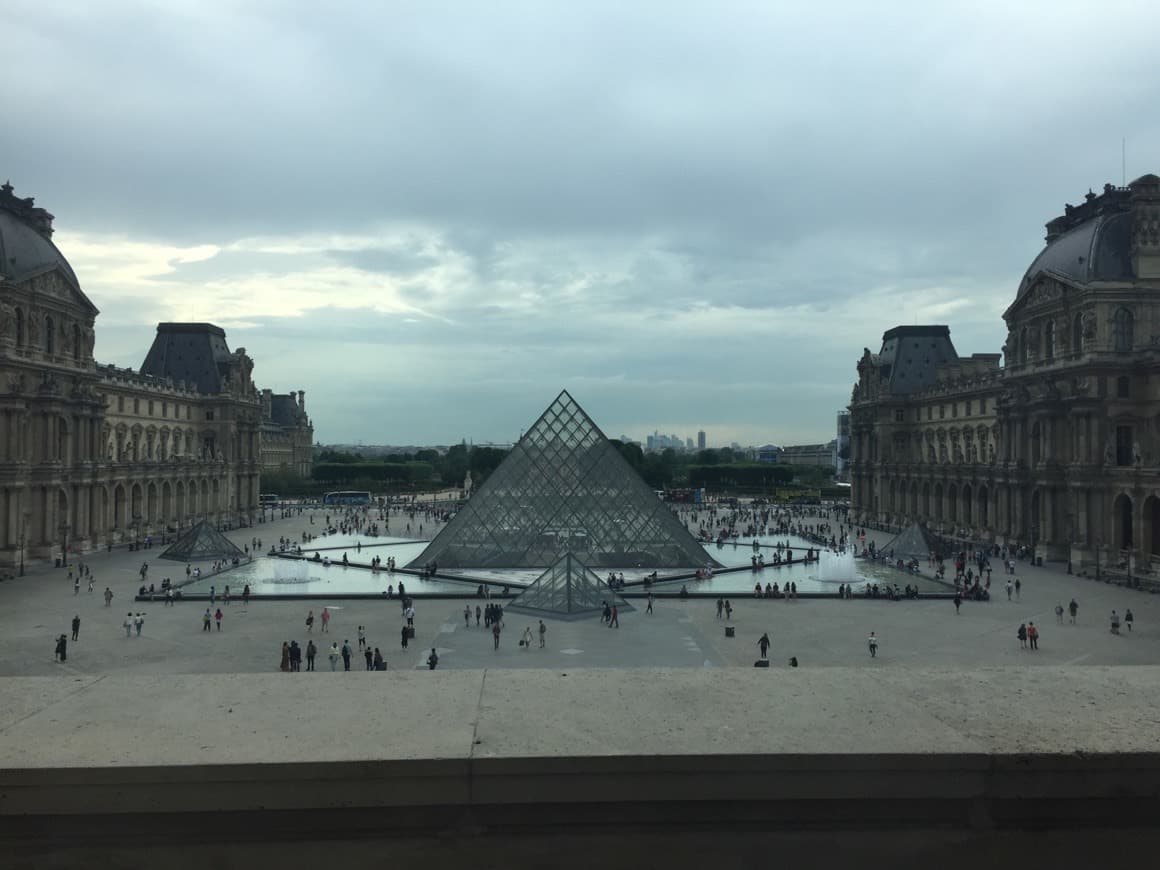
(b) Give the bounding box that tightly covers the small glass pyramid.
[160,520,245,563]
[507,552,632,620]
[409,390,716,569]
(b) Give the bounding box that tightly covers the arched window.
[1019,327,1029,364]
[1113,307,1134,352]
[72,323,82,361]
[44,315,54,355]
[1073,312,1084,353]
[1044,319,1055,361]
[14,308,23,347]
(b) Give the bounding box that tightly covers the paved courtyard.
[1,511,1157,677]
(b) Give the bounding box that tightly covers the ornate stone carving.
[1081,310,1096,340]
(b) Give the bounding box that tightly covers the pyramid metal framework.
[884,522,939,563]
[409,391,717,569]
[160,520,246,563]
[507,552,633,620]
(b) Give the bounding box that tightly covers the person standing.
[202,609,212,632]
[74,575,80,596]
[242,584,250,608]
[165,587,173,606]
[405,605,416,628]
[953,592,962,615]
[868,631,878,658]
[280,642,290,672]
[492,620,501,650]
[427,648,439,670]
[464,606,471,628]
[214,608,223,631]
[475,605,481,627]
[400,623,410,650]
[716,598,724,619]
[646,593,653,615]
[724,600,733,620]
[1054,603,1064,624]
[341,639,352,670]
[373,647,384,670]
[87,574,95,594]
[71,615,81,642]
[290,640,301,672]
[521,626,533,649]
[135,612,145,637]
[758,632,770,660]
[1068,599,1078,624]
[1006,579,1013,601]
[306,639,317,671]
[1017,623,1027,648]
[357,625,366,650]
[328,642,340,671]
[538,620,546,649]
[320,607,331,633]
[1027,622,1039,650]
[1111,610,1121,634]
[364,645,374,670]
[124,613,134,637]
[1126,609,1135,632]
[55,634,68,662]
[104,587,114,607]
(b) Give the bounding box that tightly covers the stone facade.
[259,388,313,477]
[849,173,1160,573]
[0,183,267,571]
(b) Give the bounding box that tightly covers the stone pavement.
[0,509,1157,677]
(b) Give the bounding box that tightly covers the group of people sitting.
[605,572,627,590]
[750,581,799,599]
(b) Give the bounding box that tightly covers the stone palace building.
[849,172,1160,574]
[0,181,312,572]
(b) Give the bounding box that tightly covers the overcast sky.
[6,1,1159,447]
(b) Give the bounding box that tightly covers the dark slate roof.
[1016,210,1133,300]
[875,326,958,395]
[270,394,300,427]
[0,211,85,295]
[140,323,233,394]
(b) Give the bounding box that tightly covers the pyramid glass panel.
[507,552,632,620]
[884,522,939,563]
[409,391,718,569]
[160,520,246,563]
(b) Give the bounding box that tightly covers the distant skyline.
[6,1,1160,445]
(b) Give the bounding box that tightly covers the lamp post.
[132,514,142,551]
[18,510,29,577]
[1095,540,1101,582]
[59,521,70,569]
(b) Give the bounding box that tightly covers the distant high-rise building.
[686,437,694,449]
[697,430,706,450]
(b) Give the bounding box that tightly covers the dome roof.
[0,208,81,292]
[1015,209,1132,300]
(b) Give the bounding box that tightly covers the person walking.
[953,593,961,615]
[74,575,80,596]
[1111,610,1121,634]
[306,610,315,633]
[609,605,619,628]
[427,648,439,670]
[724,600,733,620]
[1017,623,1027,648]
[328,642,340,671]
[357,625,366,650]
[1069,599,1078,624]
[135,612,145,637]
[223,586,231,606]
[341,639,353,671]
[242,584,250,608]
[538,620,546,649]
[758,632,770,660]
[87,574,94,594]
[1126,609,1135,632]
[320,607,331,633]
[165,587,173,606]
[716,598,724,619]
[306,639,317,671]
[1054,603,1064,624]
[1006,579,1013,601]
[464,606,471,628]
[405,605,416,628]
[1014,578,1022,600]
[492,620,501,650]
[104,587,114,607]
[364,645,374,670]
[475,605,481,627]
[401,623,410,650]
[1027,621,1039,650]
[646,593,653,615]
[123,613,133,637]
[868,631,878,658]
[521,626,533,649]
[214,608,223,631]
[71,615,81,642]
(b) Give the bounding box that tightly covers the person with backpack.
[1017,623,1027,648]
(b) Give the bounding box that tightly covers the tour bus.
[323,490,372,506]
[259,493,279,506]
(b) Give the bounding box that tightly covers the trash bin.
[54,558,61,568]
[725,626,735,638]
[1036,556,1043,567]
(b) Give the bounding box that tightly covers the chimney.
[298,390,305,412]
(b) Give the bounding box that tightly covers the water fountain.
[271,560,313,584]
[816,549,858,583]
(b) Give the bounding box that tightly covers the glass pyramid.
[409,390,717,569]
[884,522,939,563]
[507,552,632,620]
[160,520,245,563]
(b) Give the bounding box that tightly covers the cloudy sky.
[7,1,1160,447]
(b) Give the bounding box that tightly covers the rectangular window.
[965,400,972,416]
[939,405,945,419]
[979,398,986,415]
[1117,376,1130,399]
[133,398,139,414]
[148,400,154,416]
[118,396,124,413]
[186,406,191,420]
[894,409,904,422]
[1116,425,1133,466]
[926,407,932,421]
[162,402,168,418]
[206,410,215,421]
[951,403,958,418]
